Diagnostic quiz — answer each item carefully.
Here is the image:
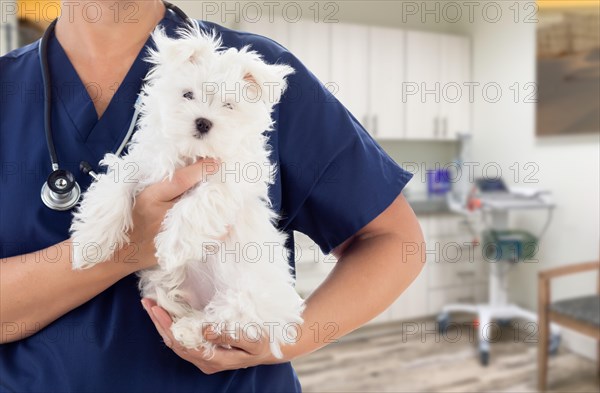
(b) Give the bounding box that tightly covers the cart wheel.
[437,312,450,333]
[479,350,489,366]
[549,333,561,355]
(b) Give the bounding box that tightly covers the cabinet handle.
[456,296,475,303]
[456,271,476,278]
[434,117,439,138]
[373,115,378,136]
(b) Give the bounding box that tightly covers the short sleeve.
[276,51,413,254]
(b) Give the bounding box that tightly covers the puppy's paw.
[171,316,210,351]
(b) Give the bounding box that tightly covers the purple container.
[427,169,451,195]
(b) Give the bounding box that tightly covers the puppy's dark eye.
[183,91,194,100]
[223,103,234,110]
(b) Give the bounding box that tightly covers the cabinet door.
[369,27,405,139]
[237,18,290,48]
[390,263,428,321]
[405,31,441,140]
[288,21,331,85]
[330,23,370,130]
[440,35,471,140]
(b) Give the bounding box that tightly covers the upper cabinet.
[405,31,441,140]
[330,24,370,129]
[237,19,471,141]
[288,21,332,85]
[313,23,407,140]
[237,19,331,88]
[440,35,471,140]
[368,27,406,140]
[405,31,471,140]
[237,18,290,48]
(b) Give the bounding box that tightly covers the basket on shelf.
[482,230,538,262]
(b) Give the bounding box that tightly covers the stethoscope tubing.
[38,1,191,211]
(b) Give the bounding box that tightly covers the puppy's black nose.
[195,118,212,136]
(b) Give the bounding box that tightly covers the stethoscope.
[39,1,192,211]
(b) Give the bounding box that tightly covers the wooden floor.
[293,318,599,393]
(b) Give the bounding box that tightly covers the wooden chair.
[538,261,600,391]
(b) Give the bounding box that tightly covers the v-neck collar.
[46,8,195,159]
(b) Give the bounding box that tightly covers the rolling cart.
[440,184,560,366]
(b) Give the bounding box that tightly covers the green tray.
[482,230,538,261]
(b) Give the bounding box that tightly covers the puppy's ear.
[148,26,220,67]
[238,48,295,107]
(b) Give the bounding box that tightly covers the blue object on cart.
[483,230,538,261]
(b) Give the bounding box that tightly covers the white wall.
[465,1,599,359]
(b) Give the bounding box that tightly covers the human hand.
[141,298,285,374]
[122,160,219,272]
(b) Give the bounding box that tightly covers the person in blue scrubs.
[0,1,424,392]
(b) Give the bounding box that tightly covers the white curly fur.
[69,25,304,359]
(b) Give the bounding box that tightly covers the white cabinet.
[237,19,333,99]
[367,258,428,325]
[288,21,331,84]
[389,264,428,321]
[422,214,488,315]
[237,20,404,141]
[239,19,333,93]
[237,18,290,48]
[440,35,471,139]
[235,20,471,140]
[331,24,405,139]
[368,27,405,139]
[406,32,471,140]
[330,23,370,130]
[405,31,441,140]
[294,232,336,299]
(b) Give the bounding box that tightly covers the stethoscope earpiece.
[41,169,81,211]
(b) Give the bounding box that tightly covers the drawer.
[428,260,480,288]
[427,246,487,288]
[425,215,475,246]
[428,215,466,238]
[390,271,428,321]
[474,283,489,303]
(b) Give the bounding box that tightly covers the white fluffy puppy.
[70,25,305,359]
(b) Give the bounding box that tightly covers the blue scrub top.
[0,9,413,393]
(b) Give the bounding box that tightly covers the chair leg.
[538,280,550,392]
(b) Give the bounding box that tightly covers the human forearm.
[139,230,424,373]
[278,195,425,361]
[281,232,424,360]
[0,161,215,344]
[138,195,425,373]
[0,240,141,344]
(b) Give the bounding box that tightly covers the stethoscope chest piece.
[41,169,81,211]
